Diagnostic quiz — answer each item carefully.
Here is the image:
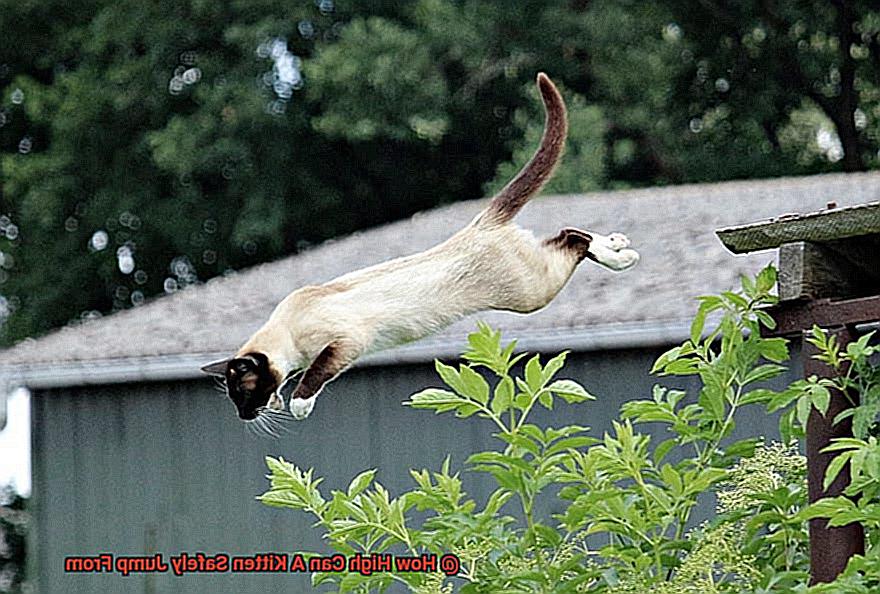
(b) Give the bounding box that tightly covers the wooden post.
[716,202,880,583]
[802,326,864,584]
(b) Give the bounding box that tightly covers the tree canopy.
[1,0,878,344]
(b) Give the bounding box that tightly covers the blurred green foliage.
[0,0,879,343]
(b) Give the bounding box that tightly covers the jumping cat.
[201,73,639,427]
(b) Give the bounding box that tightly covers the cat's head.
[201,352,284,420]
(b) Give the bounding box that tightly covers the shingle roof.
[2,172,879,370]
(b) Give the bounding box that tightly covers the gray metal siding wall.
[30,347,799,593]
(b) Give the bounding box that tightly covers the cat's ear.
[277,370,301,402]
[200,358,231,376]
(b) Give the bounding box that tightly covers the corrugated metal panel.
[29,349,796,593]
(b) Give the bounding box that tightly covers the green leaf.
[547,379,595,403]
[435,361,466,395]
[347,469,377,498]
[405,388,464,413]
[796,395,812,426]
[538,390,554,410]
[491,376,514,416]
[755,265,777,293]
[810,384,831,416]
[653,438,678,465]
[699,387,725,422]
[456,403,480,418]
[757,338,789,362]
[542,351,568,384]
[691,304,708,344]
[824,453,852,491]
[525,355,543,392]
[651,346,682,374]
[459,365,489,404]
[742,363,787,385]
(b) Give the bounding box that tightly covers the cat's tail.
[478,72,567,227]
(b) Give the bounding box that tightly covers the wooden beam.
[764,295,880,336]
[779,238,880,301]
[716,201,880,253]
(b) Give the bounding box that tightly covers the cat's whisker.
[263,412,289,435]
[245,420,258,437]
[262,408,294,424]
[267,413,286,435]
[259,414,280,439]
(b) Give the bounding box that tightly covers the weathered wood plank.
[716,201,880,253]
[778,239,880,301]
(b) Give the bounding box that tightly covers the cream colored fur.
[228,73,640,420]
[237,218,639,388]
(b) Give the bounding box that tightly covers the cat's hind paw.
[604,232,631,251]
[290,395,317,420]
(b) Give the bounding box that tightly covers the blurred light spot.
[3,224,18,241]
[169,76,185,95]
[169,255,198,287]
[0,252,14,269]
[752,27,767,42]
[854,108,867,130]
[850,44,870,60]
[829,67,841,85]
[0,111,7,127]
[81,310,102,321]
[266,100,287,115]
[817,128,843,162]
[182,68,202,84]
[0,270,9,284]
[134,269,148,284]
[298,20,315,39]
[10,88,23,104]
[180,50,197,65]
[89,230,109,251]
[715,78,730,93]
[119,211,141,229]
[64,216,79,232]
[131,290,145,306]
[689,117,703,133]
[202,249,217,264]
[0,296,9,322]
[117,245,135,274]
[17,137,32,154]
[242,240,258,255]
[662,23,682,42]
[202,219,217,233]
[317,0,334,14]
[114,286,130,300]
[257,37,303,108]
[164,277,179,293]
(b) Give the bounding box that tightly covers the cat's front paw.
[290,395,317,420]
[267,391,285,411]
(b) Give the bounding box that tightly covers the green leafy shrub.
[260,266,880,592]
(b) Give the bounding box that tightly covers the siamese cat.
[201,73,639,427]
